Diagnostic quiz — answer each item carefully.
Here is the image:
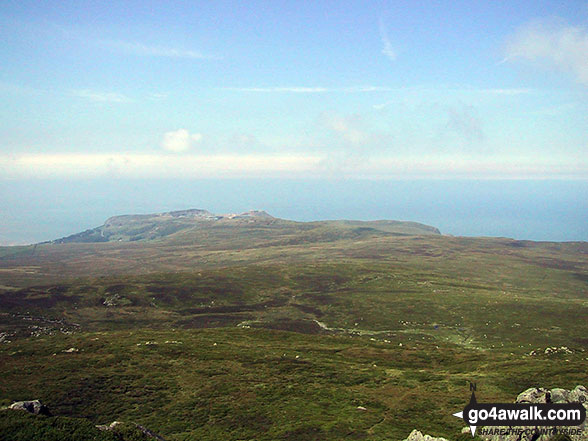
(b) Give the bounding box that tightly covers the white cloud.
[148,93,168,101]
[223,87,330,93]
[379,18,397,61]
[161,129,203,153]
[228,133,259,148]
[223,86,533,96]
[0,153,585,179]
[505,19,588,85]
[0,153,322,179]
[477,88,532,95]
[222,86,401,93]
[323,114,368,145]
[99,40,216,59]
[72,89,131,103]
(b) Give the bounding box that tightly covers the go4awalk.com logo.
[453,383,586,437]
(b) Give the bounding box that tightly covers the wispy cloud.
[378,18,397,61]
[72,89,132,103]
[225,85,532,96]
[321,113,369,145]
[1,153,585,179]
[505,19,588,85]
[372,87,532,110]
[478,88,532,95]
[148,92,168,101]
[161,129,203,153]
[223,87,330,93]
[99,39,217,59]
[0,153,322,179]
[222,86,399,93]
[372,102,390,110]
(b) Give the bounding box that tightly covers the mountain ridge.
[50,209,441,244]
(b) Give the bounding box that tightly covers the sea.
[1,179,587,245]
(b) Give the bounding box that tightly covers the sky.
[0,1,587,243]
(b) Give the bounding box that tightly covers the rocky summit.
[50,208,440,244]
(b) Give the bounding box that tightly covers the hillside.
[0,211,586,440]
[50,209,440,244]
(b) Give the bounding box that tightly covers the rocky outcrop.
[49,208,440,244]
[403,429,449,441]
[96,421,167,440]
[8,400,51,416]
[4,401,164,440]
[472,385,588,441]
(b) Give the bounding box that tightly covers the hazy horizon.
[1,178,587,245]
[1,1,587,245]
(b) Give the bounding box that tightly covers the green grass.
[2,260,586,351]
[0,220,586,440]
[0,328,585,440]
[0,410,166,441]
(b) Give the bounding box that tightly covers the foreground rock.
[403,429,449,441]
[3,400,165,440]
[96,421,167,441]
[472,385,588,441]
[8,400,51,416]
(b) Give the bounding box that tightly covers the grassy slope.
[0,410,165,441]
[1,328,585,441]
[0,222,587,440]
[51,212,440,245]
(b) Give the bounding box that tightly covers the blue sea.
[1,179,587,245]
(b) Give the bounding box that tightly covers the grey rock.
[516,387,550,403]
[474,385,588,441]
[403,429,449,441]
[550,388,571,403]
[96,421,166,440]
[570,385,588,405]
[9,400,51,416]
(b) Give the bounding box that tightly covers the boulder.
[473,385,588,441]
[516,387,551,403]
[403,429,449,441]
[550,388,571,403]
[570,385,588,405]
[9,400,51,416]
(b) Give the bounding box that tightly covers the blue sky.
[1,0,587,179]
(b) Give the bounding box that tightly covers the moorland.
[0,209,587,440]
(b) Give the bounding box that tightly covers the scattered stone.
[103,294,121,307]
[96,421,166,440]
[529,346,574,356]
[63,347,78,353]
[402,429,448,441]
[8,400,51,416]
[356,406,367,411]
